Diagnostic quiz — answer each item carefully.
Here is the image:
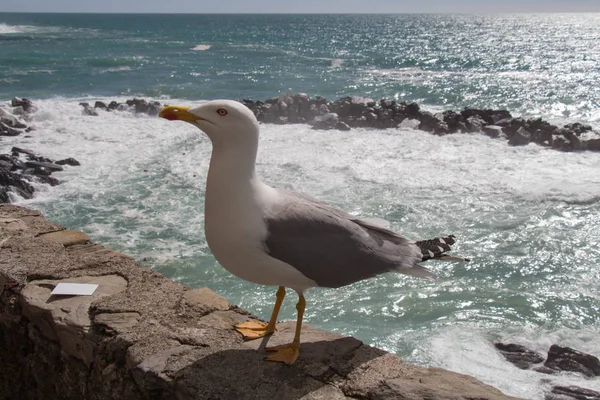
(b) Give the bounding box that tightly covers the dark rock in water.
[0,113,27,129]
[0,160,13,172]
[483,125,504,138]
[11,97,35,113]
[494,343,545,369]
[502,117,526,136]
[405,102,421,118]
[0,121,22,136]
[466,115,486,133]
[311,113,339,130]
[564,122,593,135]
[125,98,162,116]
[547,385,600,400]
[94,101,108,110]
[81,104,99,116]
[32,174,60,187]
[544,345,600,377]
[24,161,63,172]
[56,158,81,166]
[552,135,573,151]
[0,171,35,201]
[11,147,35,156]
[108,101,119,110]
[508,127,532,146]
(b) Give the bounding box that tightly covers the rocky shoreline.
[1,98,80,203]
[495,343,600,400]
[4,92,598,202]
[240,90,600,152]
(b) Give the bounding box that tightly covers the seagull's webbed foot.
[265,342,300,365]
[235,320,275,340]
[235,286,286,341]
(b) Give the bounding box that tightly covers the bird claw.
[265,342,300,365]
[235,320,275,340]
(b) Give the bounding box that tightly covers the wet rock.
[0,160,13,172]
[494,343,545,369]
[0,121,22,136]
[81,104,99,116]
[508,127,532,146]
[311,113,339,130]
[0,171,35,200]
[11,97,35,113]
[564,122,593,135]
[398,118,421,130]
[405,102,421,118]
[547,385,600,400]
[11,147,35,156]
[56,157,81,166]
[552,135,573,151]
[466,115,486,133]
[108,100,119,110]
[483,125,504,138]
[544,345,600,377]
[25,161,64,172]
[0,112,27,129]
[94,101,108,110]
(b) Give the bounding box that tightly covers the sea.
[1,13,599,399]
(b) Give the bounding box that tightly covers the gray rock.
[0,121,22,136]
[11,147,35,156]
[547,385,600,400]
[466,115,486,133]
[94,101,108,110]
[55,158,81,166]
[311,113,339,130]
[495,343,545,369]
[82,104,99,116]
[398,118,421,130]
[544,345,600,377]
[11,97,35,113]
[483,125,504,138]
[552,135,573,151]
[25,161,63,172]
[508,127,532,146]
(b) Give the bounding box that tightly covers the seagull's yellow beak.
[158,105,199,124]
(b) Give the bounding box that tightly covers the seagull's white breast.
[204,153,316,292]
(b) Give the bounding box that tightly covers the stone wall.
[0,204,519,400]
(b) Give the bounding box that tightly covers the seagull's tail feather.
[415,235,470,262]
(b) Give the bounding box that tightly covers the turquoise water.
[1,13,600,398]
[2,13,600,121]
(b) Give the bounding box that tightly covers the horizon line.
[1,11,600,15]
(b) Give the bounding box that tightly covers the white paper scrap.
[51,282,99,296]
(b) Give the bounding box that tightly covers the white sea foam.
[330,58,344,68]
[191,44,211,51]
[427,325,600,399]
[99,66,133,74]
[0,23,26,34]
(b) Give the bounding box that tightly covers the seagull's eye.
[216,108,228,116]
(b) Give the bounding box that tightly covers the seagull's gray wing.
[263,191,434,288]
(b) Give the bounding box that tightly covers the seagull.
[159,100,469,365]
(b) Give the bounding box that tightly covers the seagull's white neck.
[206,135,259,190]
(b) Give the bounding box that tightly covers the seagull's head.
[159,100,259,146]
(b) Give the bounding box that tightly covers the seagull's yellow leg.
[236,286,285,340]
[265,293,305,365]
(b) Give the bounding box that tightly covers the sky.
[0,0,599,14]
